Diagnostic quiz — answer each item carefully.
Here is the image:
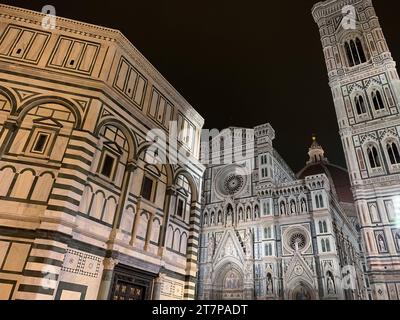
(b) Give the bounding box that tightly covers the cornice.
[0,4,205,128]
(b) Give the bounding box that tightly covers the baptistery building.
[0,4,204,300]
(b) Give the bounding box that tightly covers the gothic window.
[344,37,367,67]
[387,141,400,165]
[323,221,328,233]
[319,221,323,233]
[367,145,381,168]
[264,227,272,239]
[326,239,331,252]
[315,194,324,209]
[371,90,385,110]
[321,239,326,252]
[319,195,324,208]
[354,95,367,115]
[265,243,273,256]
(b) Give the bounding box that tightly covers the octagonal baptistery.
[0,4,205,300]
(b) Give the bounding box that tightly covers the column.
[158,187,177,256]
[97,258,119,300]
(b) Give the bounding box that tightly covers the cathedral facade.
[197,125,368,300]
[0,4,204,300]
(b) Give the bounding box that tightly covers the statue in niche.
[266,273,273,294]
[327,273,335,294]
[290,201,296,214]
[370,204,380,222]
[243,230,252,257]
[217,211,222,224]
[280,202,286,215]
[385,201,395,221]
[378,234,387,252]
[254,206,259,219]
[238,209,243,222]
[301,199,307,213]
[246,208,251,220]
[211,213,215,225]
[226,206,233,226]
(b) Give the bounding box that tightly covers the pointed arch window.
[319,221,323,233]
[344,38,367,67]
[367,145,381,168]
[326,239,331,252]
[354,95,367,115]
[265,243,273,256]
[321,239,326,252]
[323,221,328,233]
[387,141,400,165]
[372,90,385,110]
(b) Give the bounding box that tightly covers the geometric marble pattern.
[61,249,101,278]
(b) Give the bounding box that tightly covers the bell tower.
[312,0,400,300]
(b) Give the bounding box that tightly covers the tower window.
[344,38,367,67]
[367,146,381,168]
[354,95,367,115]
[100,154,115,178]
[387,142,400,165]
[32,133,50,154]
[141,176,154,201]
[372,90,385,110]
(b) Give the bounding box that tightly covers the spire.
[307,135,327,165]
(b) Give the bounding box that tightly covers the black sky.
[2,0,400,172]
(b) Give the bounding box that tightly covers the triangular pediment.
[213,229,244,266]
[33,117,63,128]
[284,251,315,285]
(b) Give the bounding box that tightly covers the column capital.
[103,258,119,271]
[3,119,18,131]
[126,161,138,172]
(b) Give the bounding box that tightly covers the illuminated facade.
[313,0,400,300]
[197,126,368,300]
[0,4,204,300]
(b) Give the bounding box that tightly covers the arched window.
[345,38,367,67]
[265,243,273,256]
[387,141,400,165]
[345,42,354,67]
[326,239,331,252]
[354,95,367,115]
[372,90,385,110]
[319,194,324,208]
[367,145,381,168]
[315,195,320,209]
[323,221,328,233]
[319,221,323,233]
[321,239,326,252]
[356,38,367,63]
[264,226,272,239]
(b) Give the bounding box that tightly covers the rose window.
[290,233,307,250]
[223,174,244,195]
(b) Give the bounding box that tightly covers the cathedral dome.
[297,137,354,204]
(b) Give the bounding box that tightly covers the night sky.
[2,0,400,172]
